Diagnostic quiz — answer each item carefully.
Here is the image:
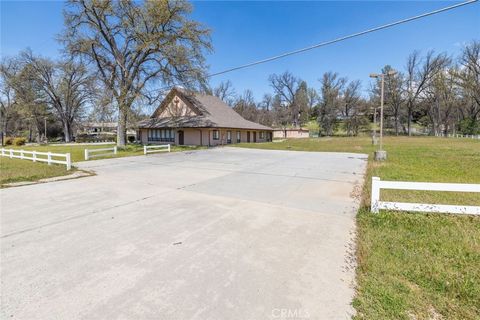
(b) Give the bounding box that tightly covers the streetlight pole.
[372,107,378,145]
[379,74,384,152]
[370,69,396,161]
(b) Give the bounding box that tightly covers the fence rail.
[84,146,117,160]
[144,144,171,155]
[1,148,71,170]
[445,133,480,139]
[371,177,480,215]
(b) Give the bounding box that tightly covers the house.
[78,122,117,135]
[273,128,310,139]
[137,88,273,146]
[77,121,137,140]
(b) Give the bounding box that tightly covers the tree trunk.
[63,121,71,143]
[117,105,127,147]
[407,108,412,136]
[1,117,7,146]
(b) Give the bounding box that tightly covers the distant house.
[78,122,117,135]
[138,88,273,146]
[77,122,136,139]
[273,128,310,139]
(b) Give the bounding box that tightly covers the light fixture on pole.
[370,69,397,161]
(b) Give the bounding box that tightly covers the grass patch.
[236,136,480,319]
[1,143,204,185]
[0,157,72,185]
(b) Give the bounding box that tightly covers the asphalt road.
[0,147,367,320]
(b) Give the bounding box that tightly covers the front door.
[178,130,184,145]
[247,131,250,142]
[253,131,257,142]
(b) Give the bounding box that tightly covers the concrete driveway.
[0,147,367,320]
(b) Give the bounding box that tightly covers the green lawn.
[1,143,203,185]
[0,157,72,185]
[237,136,480,319]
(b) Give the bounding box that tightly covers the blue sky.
[1,1,479,100]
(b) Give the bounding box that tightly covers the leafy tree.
[293,81,309,126]
[62,0,211,146]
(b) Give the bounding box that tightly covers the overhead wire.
[150,0,478,93]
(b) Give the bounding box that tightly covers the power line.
[155,0,478,93]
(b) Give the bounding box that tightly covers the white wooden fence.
[445,133,480,139]
[144,144,171,155]
[371,177,480,215]
[1,148,71,170]
[84,146,117,160]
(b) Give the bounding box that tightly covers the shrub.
[13,137,27,146]
[127,135,135,143]
[75,133,116,143]
[4,137,14,145]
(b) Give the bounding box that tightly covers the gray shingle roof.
[138,88,272,131]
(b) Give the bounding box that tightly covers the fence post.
[33,151,37,162]
[168,144,171,152]
[20,150,24,159]
[144,145,147,155]
[84,149,89,161]
[1,148,4,156]
[66,153,71,170]
[47,152,52,165]
[10,149,13,159]
[114,146,117,155]
[371,177,381,213]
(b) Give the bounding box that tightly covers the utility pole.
[370,69,397,161]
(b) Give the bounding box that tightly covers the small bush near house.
[13,137,26,146]
[127,135,135,143]
[76,133,116,143]
[4,137,14,145]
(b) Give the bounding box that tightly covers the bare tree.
[456,41,480,133]
[212,80,236,105]
[257,93,274,126]
[307,87,319,109]
[342,80,364,136]
[62,0,211,146]
[424,67,460,135]
[0,57,20,144]
[371,65,405,135]
[318,72,346,136]
[269,71,300,126]
[22,52,93,142]
[260,93,273,111]
[404,51,450,135]
[233,90,258,122]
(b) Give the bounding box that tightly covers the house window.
[213,130,219,140]
[260,131,265,139]
[237,131,241,143]
[148,129,175,142]
[227,131,232,144]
